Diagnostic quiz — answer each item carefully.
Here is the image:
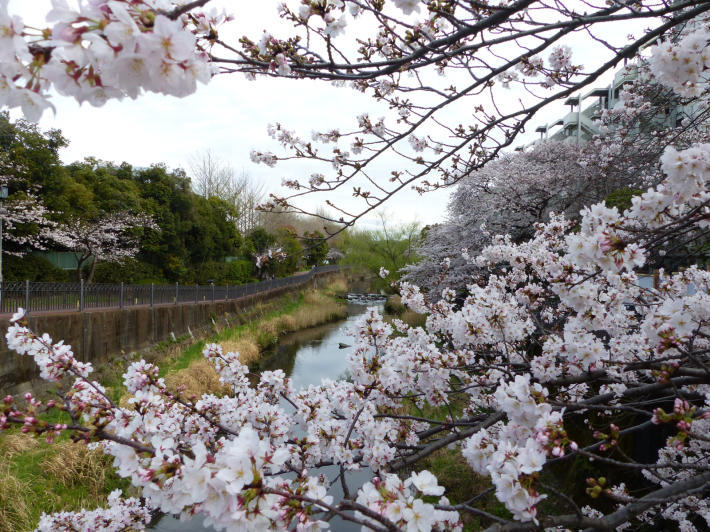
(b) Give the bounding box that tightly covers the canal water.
[153,298,385,531]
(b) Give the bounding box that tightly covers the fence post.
[226,284,229,301]
[25,280,30,313]
[195,284,198,304]
[120,282,124,310]
[151,283,154,308]
[79,279,84,312]
[175,282,179,305]
[211,282,215,304]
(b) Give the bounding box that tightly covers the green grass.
[0,431,131,532]
[157,292,305,377]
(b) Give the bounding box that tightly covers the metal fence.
[0,265,340,315]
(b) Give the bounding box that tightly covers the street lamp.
[0,184,8,311]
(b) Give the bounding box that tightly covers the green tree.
[273,227,302,277]
[341,216,422,292]
[247,227,275,254]
[0,116,247,283]
[303,231,329,267]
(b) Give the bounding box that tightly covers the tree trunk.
[76,255,85,282]
[86,256,98,284]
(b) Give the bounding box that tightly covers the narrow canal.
[154,297,385,531]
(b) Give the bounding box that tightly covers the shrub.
[4,254,70,282]
[224,259,255,284]
[92,259,164,284]
[188,260,256,285]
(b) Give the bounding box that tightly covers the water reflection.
[153,300,384,531]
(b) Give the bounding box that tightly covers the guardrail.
[0,265,340,315]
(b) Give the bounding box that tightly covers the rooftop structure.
[521,57,702,151]
[525,64,643,148]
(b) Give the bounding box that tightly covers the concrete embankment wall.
[0,272,336,396]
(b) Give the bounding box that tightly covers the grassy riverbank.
[0,276,347,532]
[160,279,347,397]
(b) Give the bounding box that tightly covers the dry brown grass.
[290,291,347,329]
[400,309,427,329]
[0,462,32,532]
[164,358,230,397]
[277,315,297,332]
[327,276,348,294]
[259,319,279,338]
[40,441,110,494]
[0,439,129,532]
[2,434,38,458]
[303,289,326,306]
[220,336,261,366]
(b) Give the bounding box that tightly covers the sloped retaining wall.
[0,272,336,395]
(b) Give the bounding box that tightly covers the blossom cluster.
[650,26,710,97]
[4,317,454,530]
[462,375,575,522]
[255,246,287,269]
[35,490,150,532]
[50,211,157,265]
[355,472,460,531]
[0,0,226,120]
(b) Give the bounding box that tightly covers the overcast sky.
[6,1,643,230]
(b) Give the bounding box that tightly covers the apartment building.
[525,60,700,149]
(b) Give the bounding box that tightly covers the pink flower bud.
[676,420,691,431]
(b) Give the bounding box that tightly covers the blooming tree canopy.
[254,245,288,279]
[0,153,59,253]
[404,141,618,295]
[3,1,710,531]
[51,211,157,282]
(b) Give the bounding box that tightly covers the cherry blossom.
[0,0,222,120]
[3,4,710,532]
[51,211,157,282]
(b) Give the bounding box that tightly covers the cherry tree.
[407,62,710,296]
[52,212,157,282]
[404,141,622,295]
[7,125,710,528]
[2,1,710,531]
[254,245,288,279]
[0,154,59,255]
